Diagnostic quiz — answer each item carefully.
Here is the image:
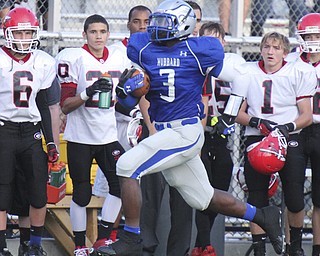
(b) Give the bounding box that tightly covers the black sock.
[252,233,267,243]
[19,227,30,245]
[97,220,114,241]
[313,244,320,255]
[73,231,86,248]
[289,226,303,252]
[0,230,7,250]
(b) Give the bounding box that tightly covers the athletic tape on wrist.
[80,90,90,101]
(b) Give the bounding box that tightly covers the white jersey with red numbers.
[286,51,320,124]
[0,47,56,123]
[56,45,129,145]
[232,60,317,136]
[206,53,246,117]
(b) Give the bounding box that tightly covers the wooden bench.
[46,195,104,256]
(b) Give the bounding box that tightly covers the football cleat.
[191,247,202,256]
[202,245,217,256]
[258,206,283,254]
[73,246,94,256]
[23,244,47,256]
[96,230,142,256]
[18,242,29,256]
[0,248,13,256]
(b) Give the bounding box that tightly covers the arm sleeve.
[36,89,54,144]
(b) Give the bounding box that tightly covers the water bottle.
[99,72,112,109]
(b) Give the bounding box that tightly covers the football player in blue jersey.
[96,1,284,255]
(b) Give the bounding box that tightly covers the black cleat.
[96,230,142,256]
[259,206,283,254]
[289,248,306,256]
[0,248,13,256]
[23,244,47,256]
[253,240,266,256]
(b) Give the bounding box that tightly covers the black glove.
[211,115,236,138]
[116,68,139,99]
[86,78,112,97]
[47,142,59,163]
[273,123,295,139]
[249,117,277,136]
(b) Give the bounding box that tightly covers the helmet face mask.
[296,13,320,53]
[3,7,39,54]
[127,117,143,147]
[147,0,196,42]
[247,128,288,175]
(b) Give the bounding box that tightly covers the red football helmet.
[268,173,279,198]
[236,168,279,198]
[296,13,320,53]
[2,7,39,53]
[127,117,143,147]
[247,128,287,175]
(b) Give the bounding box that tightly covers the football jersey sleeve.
[187,36,224,77]
[34,50,56,90]
[55,48,81,84]
[230,62,251,98]
[294,62,317,99]
[217,53,246,82]
[127,32,150,68]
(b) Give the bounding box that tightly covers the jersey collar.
[1,46,31,64]
[258,60,287,74]
[82,44,109,63]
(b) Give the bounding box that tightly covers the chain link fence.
[1,0,317,242]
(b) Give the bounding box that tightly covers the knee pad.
[283,184,304,213]
[72,181,92,207]
[104,171,121,198]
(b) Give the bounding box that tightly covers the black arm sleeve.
[36,89,54,144]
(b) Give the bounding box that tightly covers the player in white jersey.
[191,21,246,256]
[284,13,320,256]
[99,1,284,256]
[56,14,129,256]
[232,32,317,256]
[0,7,59,256]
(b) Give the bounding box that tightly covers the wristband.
[80,90,90,101]
[249,117,260,128]
[285,122,296,132]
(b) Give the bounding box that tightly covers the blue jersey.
[127,32,224,122]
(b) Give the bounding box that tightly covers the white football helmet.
[127,117,143,147]
[147,0,196,42]
[2,7,39,53]
[296,13,320,53]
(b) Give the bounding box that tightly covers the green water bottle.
[99,72,112,109]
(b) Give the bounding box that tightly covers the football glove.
[86,78,112,97]
[116,68,144,98]
[211,115,236,138]
[47,142,59,163]
[249,117,277,136]
[273,122,295,139]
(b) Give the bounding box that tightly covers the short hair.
[128,5,152,22]
[185,1,202,17]
[199,21,225,39]
[84,14,109,32]
[260,32,290,54]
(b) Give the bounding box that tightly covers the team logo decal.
[112,150,121,161]
[34,132,42,140]
[288,140,298,147]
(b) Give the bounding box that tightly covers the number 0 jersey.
[56,45,128,145]
[127,32,224,122]
[0,47,56,123]
[232,60,317,136]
